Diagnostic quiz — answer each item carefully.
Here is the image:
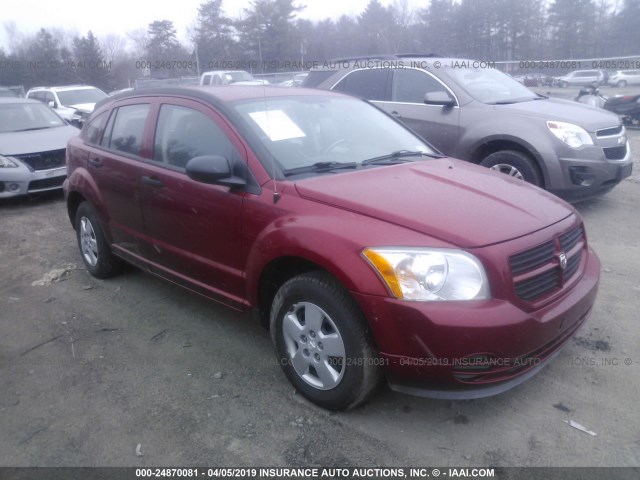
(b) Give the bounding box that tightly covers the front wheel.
[480,150,543,187]
[75,202,123,278]
[270,272,382,410]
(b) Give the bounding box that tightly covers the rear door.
[138,99,246,309]
[87,101,152,260]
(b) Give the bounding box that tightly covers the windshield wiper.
[283,161,358,177]
[361,150,440,166]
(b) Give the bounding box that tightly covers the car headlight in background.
[0,155,19,168]
[362,248,490,301]
[547,121,594,148]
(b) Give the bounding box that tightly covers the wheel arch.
[468,136,548,188]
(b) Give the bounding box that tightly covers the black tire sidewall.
[270,273,377,410]
[75,202,119,278]
[481,150,543,187]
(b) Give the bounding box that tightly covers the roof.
[27,85,98,92]
[103,85,345,105]
[0,97,42,105]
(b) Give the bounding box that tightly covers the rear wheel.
[75,202,123,278]
[270,271,382,410]
[480,150,543,187]
[617,80,627,88]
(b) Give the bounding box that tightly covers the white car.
[200,70,269,86]
[609,70,640,88]
[26,85,107,127]
[0,98,79,198]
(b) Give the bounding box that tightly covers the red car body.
[64,86,600,408]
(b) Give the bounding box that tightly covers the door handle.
[88,158,102,168]
[391,111,402,118]
[141,176,164,188]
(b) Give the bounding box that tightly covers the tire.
[617,80,627,88]
[561,81,568,88]
[270,271,382,410]
[480,150,544,187]
[75,202,123,279]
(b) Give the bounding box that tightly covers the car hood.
[498,97,620,131]
[295,158,574,248]
[0,125,79,155]
[66,102,95,113]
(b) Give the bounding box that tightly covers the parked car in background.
[200,70,269,86]
[64,86,600,410]
[305,56,632,202]
[0,98,78,198]
[26,85,107,127]
[555,70,605,88]
[609,70,640,88]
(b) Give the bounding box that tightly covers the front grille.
[28,175,65,192]
[14,148,66,171]
[509,240,554,275]
[603,145,627,160]
[509,224,586,302]
[560,224,584,251]
[596,126,623,137]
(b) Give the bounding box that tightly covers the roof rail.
[396,53,442,58]
[329,54,400,62]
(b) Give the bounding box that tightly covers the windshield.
[0,102,66,133]
[233,95,436,175]
[446,67,539,104]
[226,71,256,83]
[56,87,107,106]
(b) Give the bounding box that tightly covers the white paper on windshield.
[249,110,305,142]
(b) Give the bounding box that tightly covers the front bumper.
[352,247,600,400]
[0,166,67,198]
[547,136,632,202]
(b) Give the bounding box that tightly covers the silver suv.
[556,70,605,88]
[305,56,632,201]
[26,85,107,127]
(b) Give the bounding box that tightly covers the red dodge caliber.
[64,86,600,410]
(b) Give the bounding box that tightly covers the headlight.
[362,248,490,301]
[547,121,594,148]
[0,155,19,168]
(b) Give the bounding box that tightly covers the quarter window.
[391,68,448,103]
[153,105,235,169]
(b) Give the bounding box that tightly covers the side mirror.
[424,91,455,107]
[48,101,56,108]
[185,155,246,188]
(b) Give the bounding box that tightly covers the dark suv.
[305,56,632,201]
[64,86,600,410]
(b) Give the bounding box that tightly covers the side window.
[391,69,448,103]
[103,104,150,156]
[83,111,109,144]
[332,69,389,101]
[202,74,212,86]
[153,104,235,169]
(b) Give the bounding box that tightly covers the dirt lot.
[1,131,639,469]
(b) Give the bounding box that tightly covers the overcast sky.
[1,0,405,52]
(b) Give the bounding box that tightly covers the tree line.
[0,0,638,92]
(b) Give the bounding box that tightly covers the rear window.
[302,70,338,88]
[102,104,150,156]
[332,69,390,101]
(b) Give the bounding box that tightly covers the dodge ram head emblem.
[558,252,567,270]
